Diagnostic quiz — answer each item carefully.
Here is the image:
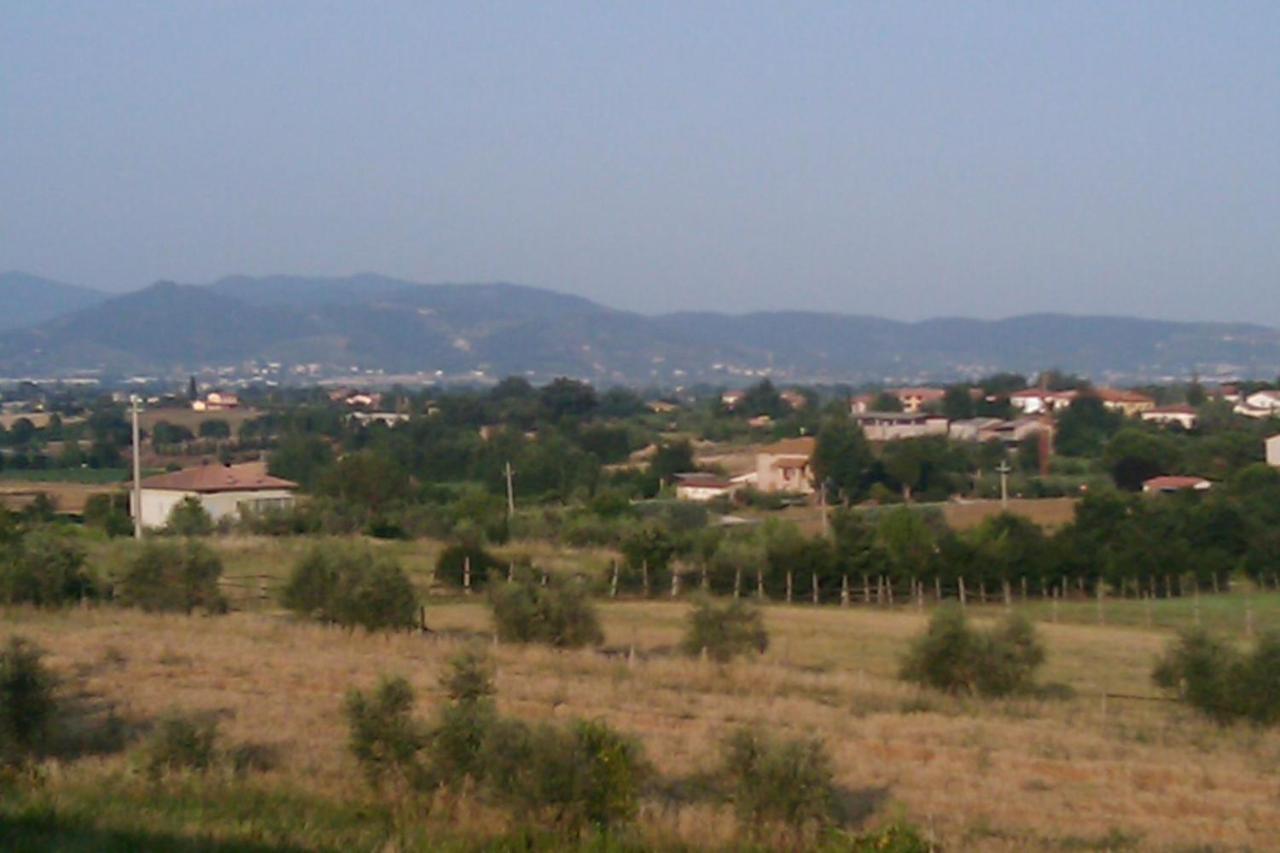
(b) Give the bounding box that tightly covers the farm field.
[6,590,1280,850]
[138,406,262,434]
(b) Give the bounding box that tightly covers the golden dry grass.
[9,600,1280,850]
[0,481,121,514]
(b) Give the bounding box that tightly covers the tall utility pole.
[504,461,515,520]
[996,460,1011,509]
[131,395,143,540]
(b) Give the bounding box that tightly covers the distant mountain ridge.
[2,272,1278,384]
[0,272,107,332]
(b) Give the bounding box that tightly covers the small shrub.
[142,713,219,779]
[119,540,226,614]
[282,545,419,632]
[434,542,501,590]
[719,726,838,835]
[0,527,95,607]
[681,596,769,662]
[489,572,603,648]
[345,676,427,791]
[0,636,57,764]
[485,718,649,834]
[899,607,1045,697]
[847,820,934,852]
[164,496,214,536]
[1153,629,1280,725]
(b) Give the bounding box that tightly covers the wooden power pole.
[131,395,143,540]
[504,461,515,519]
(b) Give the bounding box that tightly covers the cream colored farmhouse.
[132,462,298,529]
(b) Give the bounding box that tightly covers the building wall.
[755,455,814,494]
[135,488,296,528]
[1267,436,1280,468]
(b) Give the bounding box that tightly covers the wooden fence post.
[886,575,894,606]
[841,574,850,607]
[934,576,942,603]
[671,567,680,598]
[610,561,619,598]
[785,571,793,604]
[1020,577,1028,601]
[811,572,819,605]
[1003,580,1012,609]
[463,557,472,595]
[958,576,967,609]
[642,560,650,598]
[756,568,765,600]
[862,574,871,607]
[733,567,742,600]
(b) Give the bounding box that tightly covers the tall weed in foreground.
[1153,629,1280,725]
[345,649,648,836]
[140,713,220,780]
[899,606,1045,697]
[0,636,56,764]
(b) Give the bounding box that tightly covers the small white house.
[133,462,298,529]
[1141,405,1198,430]
[673,473,738,502]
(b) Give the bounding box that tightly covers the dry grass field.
[6,591,1280,850]
[0,481,123,514]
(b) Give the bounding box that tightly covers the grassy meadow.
[5,558,1280,850]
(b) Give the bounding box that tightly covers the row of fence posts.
[450,556,1266,638]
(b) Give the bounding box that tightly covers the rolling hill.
[2,272,1279,384]
[0,272,106,332]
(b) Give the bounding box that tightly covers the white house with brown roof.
[1009,389,1078,415]
[1141,405,1198,430]
[133,462,298,529]
[191,391,240,412]
[1095,388,1157,416]
[673,473,738,502]
[755,437,815,494]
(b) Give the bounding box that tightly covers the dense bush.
[434,542,502,590]
[118,540,226,614]
[0,636,56,764]
[899,607,1045,697]
[489,572,603,648]
[0,527,96,607]
[1153,629,1280,725]
[485,717,649,834]
[164,496,214,536]
[141,713,220,780]
[719,726,838,835]
[681,597,768,662]
[282,545,420,632]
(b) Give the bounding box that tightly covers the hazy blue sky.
[3,2,1277,322]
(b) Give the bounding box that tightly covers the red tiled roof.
[759,437,816,456]
[1142,476,1210,491]
[140,463,298,494]
[1095,388,1156,404]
